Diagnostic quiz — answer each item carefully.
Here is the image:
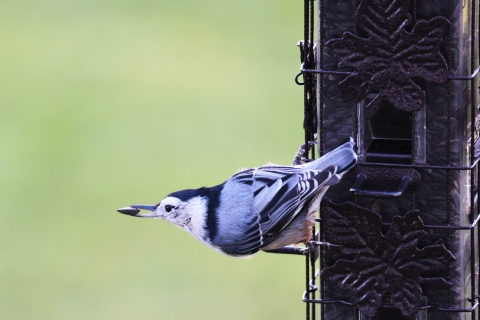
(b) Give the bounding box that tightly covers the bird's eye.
[165,205,174,212]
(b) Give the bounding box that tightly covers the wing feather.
[253,166,337,246]
[226,165,337,255]
[253,176,286,213]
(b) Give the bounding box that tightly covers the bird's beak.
[117,205,158,218]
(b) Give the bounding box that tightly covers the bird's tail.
[302,138,357,185]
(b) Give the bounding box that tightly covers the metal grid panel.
[279,0,480,319]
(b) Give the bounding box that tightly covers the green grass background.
[0,1,309,319]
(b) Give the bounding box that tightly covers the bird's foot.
[292,138,317,166]
[302,241,315,255]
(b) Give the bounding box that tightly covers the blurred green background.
[0,0,308,319]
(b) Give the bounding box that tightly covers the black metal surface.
[365,153,412,164]
[356,157,480,170]
[449,66,480,80]
[263,246,306,255]
[316,0,477,317]
[350,174,412,197]
[315,216,480,231]
[352,167,421,196]
[326,0,449,118]
[300,0,317,162]
[303,295,480,313]
[299,66,480,80]
[275,0,480,319]
[321,199,455,318]
[300,2,318,319]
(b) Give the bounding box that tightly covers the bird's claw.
[292,140,317,166]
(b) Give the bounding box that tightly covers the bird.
[117,139,357,257]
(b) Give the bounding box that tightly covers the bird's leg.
[291,142,315,166]
[291,137,317,166]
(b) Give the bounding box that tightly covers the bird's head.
[117,189,208,229]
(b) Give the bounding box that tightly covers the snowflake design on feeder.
[320,199,455,318]
[325,0,449,118]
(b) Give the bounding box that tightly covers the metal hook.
[295,72,304,85]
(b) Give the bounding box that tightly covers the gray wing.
[228,165,336,255]
[252,165,336,246]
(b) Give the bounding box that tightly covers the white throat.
[179,197,210,245]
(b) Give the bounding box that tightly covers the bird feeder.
[295,0,480,319]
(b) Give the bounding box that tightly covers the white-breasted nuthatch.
[118,140,357,257]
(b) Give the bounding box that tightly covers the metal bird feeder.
[273,0,480,319]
